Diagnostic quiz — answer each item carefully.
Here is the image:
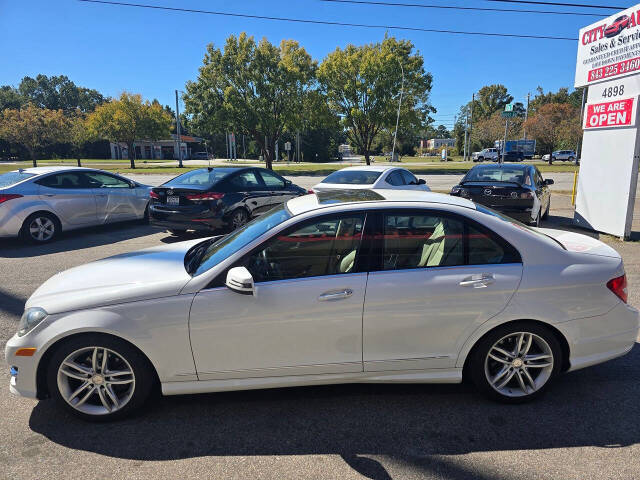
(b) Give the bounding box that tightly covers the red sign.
[584,98,636,129]
[588,57,640,83]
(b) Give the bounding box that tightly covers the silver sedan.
[0,166,151,243]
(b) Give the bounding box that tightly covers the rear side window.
[400,170,418,185]
[322,170,382,185]
[385,171,405,186]
[228,171,262,189]
[0,171,35,188]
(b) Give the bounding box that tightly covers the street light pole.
[391,59,405,163]
[175,90,183,168]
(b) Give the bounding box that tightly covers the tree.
[69,112,92,166]
[184,33,316,169]
[87,92,172,169]
[471,110,524,150]
[17,74,106,113]
[472,84,513,120]
[0,105,70,166]
[435,124,449,138]
[318,36,433,164]
[0,86,23,110]
[523,103,581,159]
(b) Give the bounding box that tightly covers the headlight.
[451,186,461,195]
[18,307,48,337]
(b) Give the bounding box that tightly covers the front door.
[189,213,368,380]
[257,169,297,207]
[85,171,139,223]
[36,172,98,225]
[362,210,523,371]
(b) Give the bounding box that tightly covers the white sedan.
[6,190,638,421]
[312,166,430,192]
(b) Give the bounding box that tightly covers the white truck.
[472,148,499,162]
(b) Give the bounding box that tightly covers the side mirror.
[544,179,554,185]
[284,179,292,186]
[417,178,426,185]
[129,181,136,188]
[225,266,255,296]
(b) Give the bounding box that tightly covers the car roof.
[332,165,399,173]
[286,189,476,216]
[12,166,95,175]
[470,163,528,170]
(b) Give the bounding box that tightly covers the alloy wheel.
[232,210,248,228]
[29,216,55,242]
[57,346,136,415]
[484,332,554,398]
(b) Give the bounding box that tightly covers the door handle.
[459,274,495,288]
[43,194,56,197]
[318,289,353,301]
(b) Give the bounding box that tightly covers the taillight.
[185,192,225,201]
[307,189,314,194]
[0,194,23,204]
[607,274,628,303]
[520,191,534,199]
[149,191,159,199]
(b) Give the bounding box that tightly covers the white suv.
[472,148,498,162]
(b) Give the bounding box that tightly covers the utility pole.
[296,132,301,163]
[242,134,246,159]
[391,59,405,163]
[524,92,530,140]
[175,90,183,168]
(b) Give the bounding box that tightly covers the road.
[1,192,639,480]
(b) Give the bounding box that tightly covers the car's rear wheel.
[568,156,575,164]
[21,212,59,244]
[46,334,154,421]
[230,208,249,230]
[469,322,562,403]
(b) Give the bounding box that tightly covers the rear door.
[85,171,140,223]
[36,172,98,225]
[362,209,523,371]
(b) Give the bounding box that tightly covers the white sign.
[583,97,637,129]
[575,4,640,87]
[284,141,291,151]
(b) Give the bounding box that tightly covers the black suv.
[149,167,307,234]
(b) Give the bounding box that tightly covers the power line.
[77,0,578,41]
[486,0,624,10]
[319,0,606,16]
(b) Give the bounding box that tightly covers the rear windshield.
[163,169,233,188]
[322,170,382,185]
[0,171,35,188]
[463,167,526,184]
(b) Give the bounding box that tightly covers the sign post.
[574,5,640,239]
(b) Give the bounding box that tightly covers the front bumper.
[5,333,41,399]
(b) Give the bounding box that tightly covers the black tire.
[46,334,155,422]
[21,211,60,244]
[229,208,249,230]
[478,157,484,162]
[168,229,186,235]
[467,321,563,404]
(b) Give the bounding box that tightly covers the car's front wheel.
[468,322,562,403]
[46,334,154,421]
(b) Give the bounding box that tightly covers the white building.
[424,138,455,150]
[110,134,202,160]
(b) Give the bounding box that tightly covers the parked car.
[149,167,307,235]
[192,152,211,160]
[605,15,630,38]
[449,163,553,226]
[472,148,499,162]
[0,167,151,243]
[542,150,577,164]
[7,189,638,420]
[312,166,429,192]
[501,151,524,162]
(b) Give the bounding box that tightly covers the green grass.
[0,158,579,176]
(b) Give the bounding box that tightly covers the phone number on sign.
[588,57,640,82]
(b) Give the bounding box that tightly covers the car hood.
[535,228,621,258]
[26,238,206,314]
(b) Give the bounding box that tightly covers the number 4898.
[602,85,625,98]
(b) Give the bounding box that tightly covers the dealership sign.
[584,97,636,129]
[575,4,640,87]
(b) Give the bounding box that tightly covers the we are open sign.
[584,98,636,129]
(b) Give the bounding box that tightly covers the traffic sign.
[284,142,292,151]
[501,111,518,118]
[504,103,514,112]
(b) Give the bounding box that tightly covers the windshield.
[0,171,35,188]
[463,166,526,184]
[191,204,292,276]
[475,205,565,250]
[163,168,234,188]
[322,170,382,185]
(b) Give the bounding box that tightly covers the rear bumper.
[557,301,640,372]
[149,205,227,231]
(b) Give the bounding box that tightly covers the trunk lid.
[535,228,621,258]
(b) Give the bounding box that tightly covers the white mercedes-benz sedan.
[6,190,639,421]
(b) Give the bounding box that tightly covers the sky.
[0,0,625,131]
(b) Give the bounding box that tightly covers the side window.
[36,172,87,189]
[259,170,285,189]
[400,170,418,185]
[534,169,544,187]
[243,214,365,282]
[382,213,464,270]
[228,171,262,190]
[467,225,509,265]
[85,172,130,188]
[385,171,405,186]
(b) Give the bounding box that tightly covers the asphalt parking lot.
[1,185,639,480]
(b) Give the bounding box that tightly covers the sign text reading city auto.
[575,4,640,87]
